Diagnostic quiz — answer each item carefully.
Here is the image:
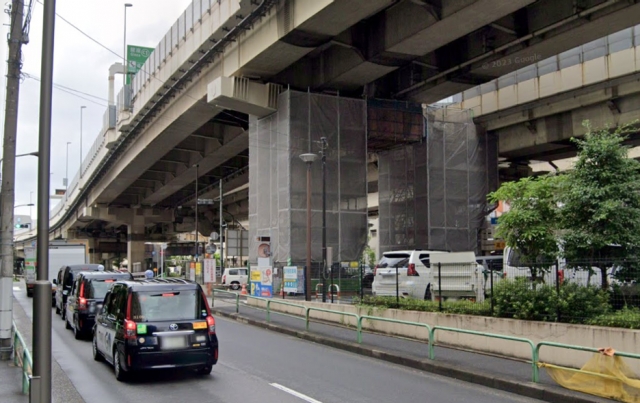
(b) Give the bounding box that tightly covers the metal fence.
[357,258,640,325]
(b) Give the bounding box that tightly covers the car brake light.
[78,297,87,310]
[407,263,417,276]
[79,282,85,298]
[124,319,137,340]
[206,315,216,335]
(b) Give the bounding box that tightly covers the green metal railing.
[429,326,536,382]
[257,297,309,323]
[12,321,31,395]
[211,289,240,313]
[306,307,359,341]
[357,316,431,344]
[211,290,640,385]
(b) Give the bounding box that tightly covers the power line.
[35,0,121,59]
[23,74,108,107]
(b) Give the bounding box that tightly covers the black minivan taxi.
[55,264,104,320]
[92,278,219,381]
[65,271,133,339]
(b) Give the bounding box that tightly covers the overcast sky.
[0,0,192,219]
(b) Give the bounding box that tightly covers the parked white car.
[221,267,248,290]
[372,250,447,300]
[372,250,488,301]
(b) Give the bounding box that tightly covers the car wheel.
[197,365,212,375]
[26,289,33,298]
[65,315,72,330]
[92,333,103,362]
[424,284,432,301]
[55,305,60,315]
[73,317,82,340]
[114,349,127,382]
[230,282,240,290]
[61,306,66,321]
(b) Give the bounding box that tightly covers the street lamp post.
[34,0,56,399]
[124,3,133,86]
[65,141,71,188]
[194,164,199,263]
[299,153,317,301]
[320,137,328,303]
[0,151,38,183]
[79,106,86,178]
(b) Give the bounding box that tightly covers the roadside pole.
[0,0,25,361]
[33,0,56,401]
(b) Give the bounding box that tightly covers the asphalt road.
[14,281,547,403]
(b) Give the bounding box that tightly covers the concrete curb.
[213,308,606,403]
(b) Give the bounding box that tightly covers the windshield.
[130,290,207,322]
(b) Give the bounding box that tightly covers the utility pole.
[320,137,328,303]
[0,0,26,361]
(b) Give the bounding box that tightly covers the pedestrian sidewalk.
[11,297,85,403]
[210,298,612,403]
[0,354,28,403]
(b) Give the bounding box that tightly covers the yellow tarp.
[541,354,640,402]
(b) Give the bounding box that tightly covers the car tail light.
[78,297,87,310]
[124,319,137,340]
[407,263,418,276]
[79,282,85,297]
[206,315,216,335]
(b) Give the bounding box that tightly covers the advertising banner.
[203,259,216,283]
[283,266,298,293]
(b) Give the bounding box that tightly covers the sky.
[0,0,192,219]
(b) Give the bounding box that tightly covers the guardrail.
[212,289,240,313]
[306,307,359,341]
[13,321,31,395]
[429,326,536,381]
[211,292,640,385]
[357,316,431,344]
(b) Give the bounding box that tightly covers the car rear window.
[378,254,410,268]
[88,279,117,299]
[130,290,208,322]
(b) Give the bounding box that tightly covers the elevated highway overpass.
[14,0,640,267]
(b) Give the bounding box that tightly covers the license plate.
[161,336,187,350]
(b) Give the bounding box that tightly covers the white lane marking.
[13,287,20,291]
[270,383,323,403]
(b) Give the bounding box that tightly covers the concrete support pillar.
[127,213,146,273]
[87,238,100,264]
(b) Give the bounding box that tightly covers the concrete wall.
[245,298,640,373]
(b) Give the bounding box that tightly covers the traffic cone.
[240,283,248,295]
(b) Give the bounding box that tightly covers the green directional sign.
[126,45,154,85]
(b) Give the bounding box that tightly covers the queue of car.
[52,265,219,382]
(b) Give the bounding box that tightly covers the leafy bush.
[355,296,492,316]
[492,278,557,321]
[492,278,609,322]
[587,306,640,329]
[556,282,609,323]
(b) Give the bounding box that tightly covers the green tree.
[560,121,640,289]
[488,174,563,283]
